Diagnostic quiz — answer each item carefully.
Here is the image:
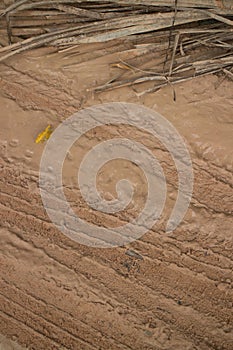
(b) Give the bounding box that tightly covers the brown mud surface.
[0,44,233,350]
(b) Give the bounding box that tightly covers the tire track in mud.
[1,184,232,287]
[0,161,232,284]
[0,284,153,350]
[0,312,65,350]
[1,178,233,350]
[1,235,192,350]
[1,171,233,283]
[1,226,233,350]
[1,158,233,252]
[0,64,81,116]
[1,280,136,350]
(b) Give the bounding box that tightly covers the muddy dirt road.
[0,45,233,350]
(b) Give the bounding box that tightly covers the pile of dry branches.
[0,0,233,94]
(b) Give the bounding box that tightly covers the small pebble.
[47,166,53,173]
[144,330,152,337]
[125,249,143,260]
[24,157,31,165]
[9,139,19,147]
[148,321,157,329]
[25,149,34,158]
[67,151,73,161]
[223,326,232,333]
[169,192,176,200]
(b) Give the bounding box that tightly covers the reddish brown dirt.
[0,45,233,350]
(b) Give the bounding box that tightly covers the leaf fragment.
[35,125,53,144]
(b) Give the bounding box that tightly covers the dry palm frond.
[0,0,232,94]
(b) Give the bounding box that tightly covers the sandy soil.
[0,334,25,350]
[0,43,233,350]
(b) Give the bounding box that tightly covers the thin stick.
[163,0,178,73]
[6,14,12,45]
[202,10,233,26]
[0,0,30,18]
[93,74,168,93]
[53,4,119,20]
[138,69,222,96]
[223,68,233,80]
[119,58,163,75]
[165,76,177,101]
[169,32,180,76]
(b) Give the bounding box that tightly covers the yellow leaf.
[35,125,53,144]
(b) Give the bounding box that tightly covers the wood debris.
[0,0,232,94]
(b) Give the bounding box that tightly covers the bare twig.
[6,14,12,45]
[169,33,180,76]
